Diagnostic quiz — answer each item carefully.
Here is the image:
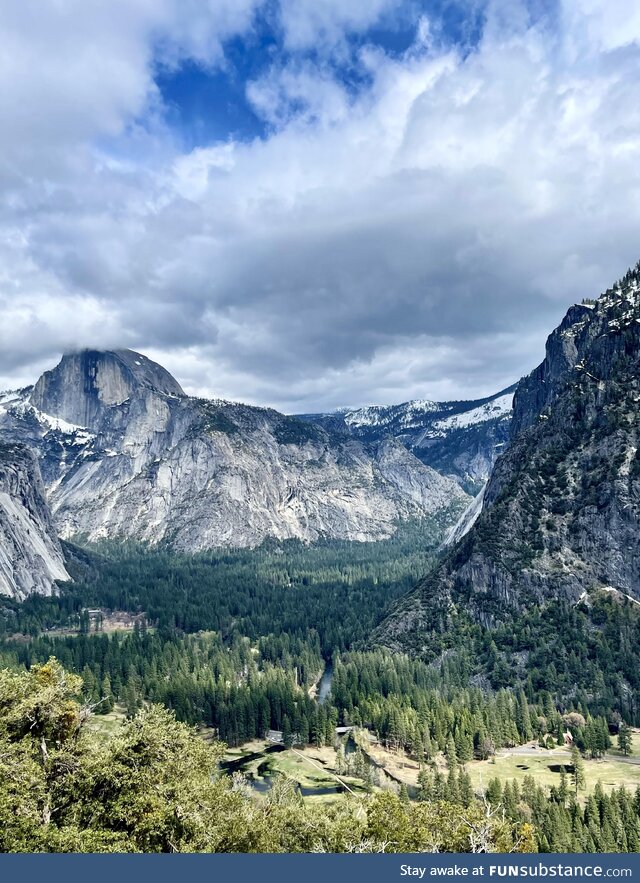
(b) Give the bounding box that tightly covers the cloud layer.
[1,0,639,412]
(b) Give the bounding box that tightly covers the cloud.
[0,0,263,177]
[0,0,639,412]
[276,0,401,51]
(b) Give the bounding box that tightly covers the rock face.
[0,350,468,559]
[299,387,515,494]
[377,263,640,650]
[0,442,69,599]
[442,486,486,548]
[30,349,185,431]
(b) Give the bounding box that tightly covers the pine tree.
[486,777,503,806]
[558,767,569,805]
[516,689,533,742]
[445,735,458,770]
[282,715,293,747]
[100,673,114,714]
[618,722,632,756]
[570,746,586,796]
[459,770,474,807]
[417,765,431,801]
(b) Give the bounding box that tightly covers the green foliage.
[507,773,640,853]
[272,417,321,445]
[570,747,586,796]
[329,650,538,758]
[618,722,633,756]
[1,513,639,855]
[365,791,536,853]
[0,661,533,854]
[1,524,440,654]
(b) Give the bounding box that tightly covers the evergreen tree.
[618,722,633,757]
[570,747,586,796]
[445,735,458,770]
[516,689,533,742]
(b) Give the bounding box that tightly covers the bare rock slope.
[0,442,69,599]
[0,350,468,564]
[299,387,515,494]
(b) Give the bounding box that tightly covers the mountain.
[0,350,468,563]
[0,442,69,599]
[377,262,640,650]
[298,386,515,494]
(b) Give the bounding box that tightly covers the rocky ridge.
[0,350,468,578]
[298,386,515,494]
[377,262,640,651]
[0,442,69,599]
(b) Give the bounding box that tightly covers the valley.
[3,264,640,852]
[89,702,640,807]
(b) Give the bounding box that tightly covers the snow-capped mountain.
[298,386,516,494]
[0,350,469,595]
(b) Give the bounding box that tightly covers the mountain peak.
[29,348,185,429]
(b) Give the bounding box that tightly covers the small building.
[563,730,574,746]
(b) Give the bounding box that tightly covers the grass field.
[466,746,640,796]
[86,709,640,804]
[222,740,370,802]
[85,705,127,739]
[335,731,640,801]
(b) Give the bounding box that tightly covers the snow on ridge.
[343,399,439,429]
[0,388,30,410]
[302,390,514,435]
[343,406,391,428]
[431,393,514,434]
[5,400,95,444]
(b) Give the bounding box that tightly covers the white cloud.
[247,62,351,128]
[0,0,263,177]
[277,0,400,51]
[0,0,639,413]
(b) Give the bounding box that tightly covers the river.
[317,663,333,704]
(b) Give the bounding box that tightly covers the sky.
[1,0,639,413]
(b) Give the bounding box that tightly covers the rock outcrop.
[0,350,468,560]
[0,442,69,599]
[377,262,640,650]
[299,387,515,494]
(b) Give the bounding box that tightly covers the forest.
[2,527,640,852]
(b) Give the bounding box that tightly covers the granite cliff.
[378,262,640,650]
[0,350,468,579]
[299,387,515,495]
[0,442,69,599]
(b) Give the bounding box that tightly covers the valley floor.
[89,706,640,805]
[214,728,640,804]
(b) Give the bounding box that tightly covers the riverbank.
[221,739,369,802]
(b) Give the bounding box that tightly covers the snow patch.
[343,399,440,429]
[431,393,514,434]
[5,401,95,444]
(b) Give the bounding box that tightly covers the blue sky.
[0,0,639,412]
[154,1,489,148]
